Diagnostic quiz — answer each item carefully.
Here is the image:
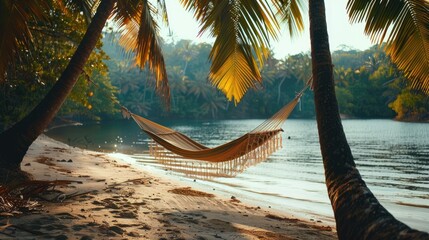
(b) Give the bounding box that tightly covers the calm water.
[47,119,429,231]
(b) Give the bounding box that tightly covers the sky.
[160,1,374,59]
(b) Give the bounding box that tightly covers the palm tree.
[176,40,198,76]
[201,93,225,119]
[184,0,428,238]
[168,66,190,108]
[188,70,211,100]
[274,60,291,105]
[0,0,169,174]
[126,92,151,116]
[309,1,428,238]
[334,67,351,88]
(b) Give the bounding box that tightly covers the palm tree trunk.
[277,76,286,105]
[0,0,116,171]
[308,0,428,239]
[183,60,189,77]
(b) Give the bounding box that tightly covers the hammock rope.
[121,79,311,178]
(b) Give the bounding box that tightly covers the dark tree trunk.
[0,0,116,171]
[308,0,429,239]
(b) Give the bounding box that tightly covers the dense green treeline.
[1,32,428,130]
[332,46,428,120]
[104,38,428,121]
[104,37,315,120]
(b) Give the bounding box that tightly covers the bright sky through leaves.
[161,1,373,58]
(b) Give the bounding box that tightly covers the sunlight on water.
[47,119,429,231]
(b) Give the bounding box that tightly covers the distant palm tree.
[177,40,198,76]
[127,93,151,116]
[168,66,190,108]
[334,67,351,88]
[201,93,225,119]
[278,54,312,104]
[119,78,140,95]
[364,53,386,74]
[291,54,312,81]
[188,71,211,100]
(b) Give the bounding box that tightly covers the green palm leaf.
[113,0,170,106]
[181,0,280,104]
[0,0,49,81]
[347,0,429,94]
[276,0,306,37]
[155,0,170,26]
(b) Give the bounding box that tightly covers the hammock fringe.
[148,130,282,178]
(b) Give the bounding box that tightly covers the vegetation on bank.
[105,38,429,122]
[1,35,428,131]
[1,27,428,130]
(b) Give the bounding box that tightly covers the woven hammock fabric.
[126,92,303,178]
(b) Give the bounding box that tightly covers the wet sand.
[0,135,336,239]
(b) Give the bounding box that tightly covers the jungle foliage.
[2,35,428,128]
[103,38,428,121]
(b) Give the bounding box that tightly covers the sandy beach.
[0,135,337,239]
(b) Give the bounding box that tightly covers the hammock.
[122,86,308,179]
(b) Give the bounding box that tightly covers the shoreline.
[1,135,336,239]
[114,153,336,227]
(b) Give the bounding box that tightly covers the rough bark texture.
[309,0,429,239]
[0,0,116,171]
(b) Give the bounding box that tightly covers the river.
[47,119,429,232]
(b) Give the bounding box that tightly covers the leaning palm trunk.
[0,0,116,172]
[309,0,428,239]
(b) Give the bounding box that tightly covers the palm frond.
[275,0,306,37]
[0,0,49,82]
[112,0,140,26]
[0,180,74,214]
[57,0,97,22]
[181,0,280,104]
[347,0,429,94]
[156,0,170,26]
[114,0,170,107]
